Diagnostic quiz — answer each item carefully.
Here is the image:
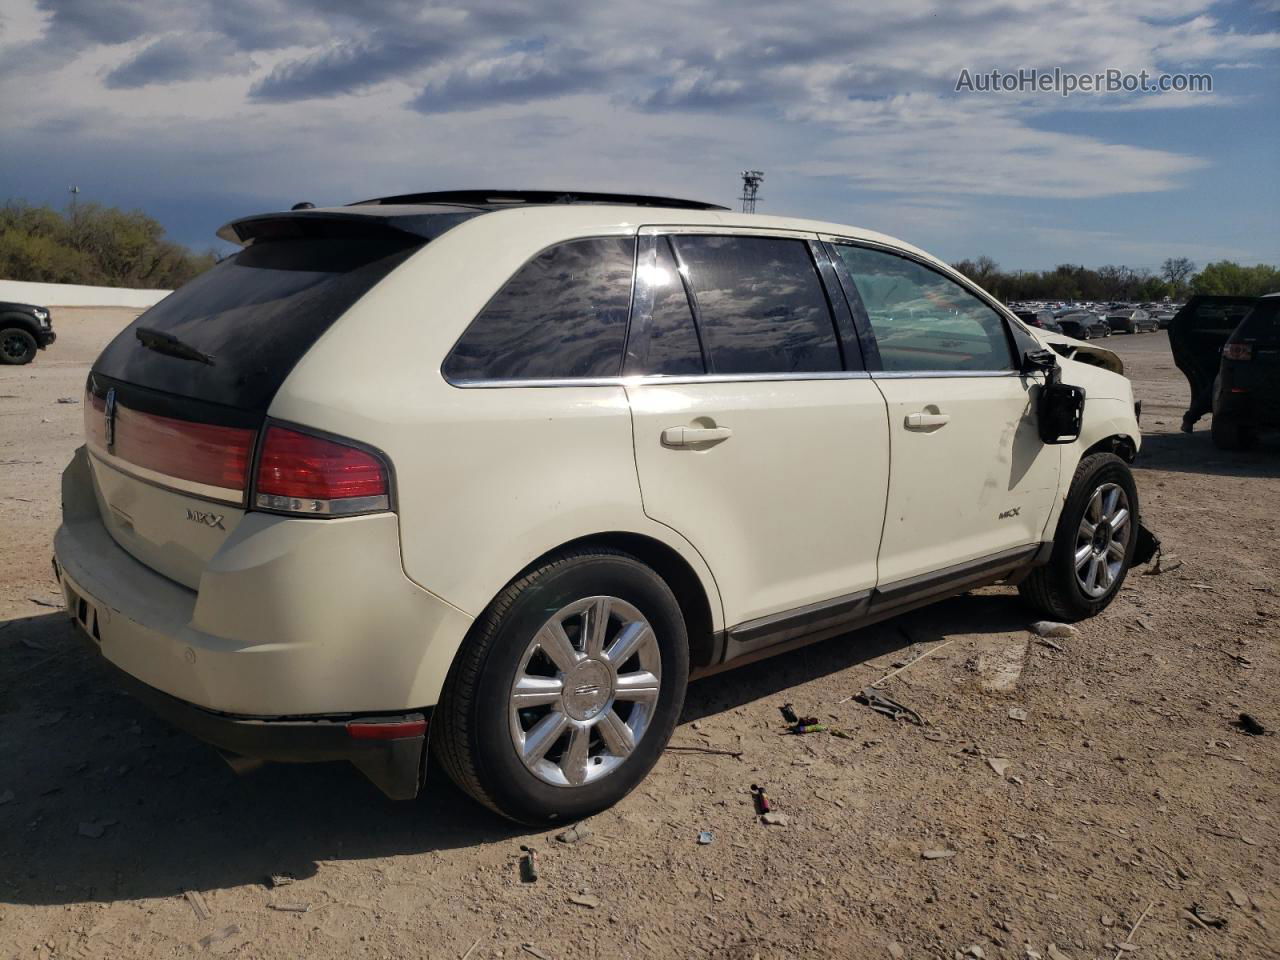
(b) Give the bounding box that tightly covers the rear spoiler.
[216,208,480,247]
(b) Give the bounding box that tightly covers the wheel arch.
[0,313,40,336]
[1081,433,1138,463]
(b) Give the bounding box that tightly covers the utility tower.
[739,170,764,213]
[67,185,80,217]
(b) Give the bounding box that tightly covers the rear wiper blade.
[135,326,215,366]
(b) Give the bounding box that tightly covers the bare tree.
[1161,257,1195,295]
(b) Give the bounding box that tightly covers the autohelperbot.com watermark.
[955,67,1212,97]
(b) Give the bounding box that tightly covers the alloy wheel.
[1074,482,1130,598]
[509,596,662,787]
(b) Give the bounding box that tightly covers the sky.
[0,0,1277,272]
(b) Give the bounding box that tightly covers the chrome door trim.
[447,371,875,388]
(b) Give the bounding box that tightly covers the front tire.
[433,548,689,824]
[1,328,37,365]
[1019,453,1138,621]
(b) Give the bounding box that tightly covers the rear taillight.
[85,388,255,500]
[1223,343,1253,361]
[253,425,390,516]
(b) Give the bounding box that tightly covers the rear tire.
[1211,414,1253,451]
[1019,453,1138,621]
[433,548,689,824]
[0,328,36,365]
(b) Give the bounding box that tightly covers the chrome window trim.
[639,224,820,241]
[87,442,246,506]
[870,370,1021,380]
[447,371,874,389]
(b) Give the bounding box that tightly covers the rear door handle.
[905,412,950,431]
[662,425,733,446]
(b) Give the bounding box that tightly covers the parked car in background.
[1056,311,1111,340]
[0,301,56,364]
[54,189,1153,824]
[1013,308,1063,334]
[1154,310,1177,329]
[1105,308,1157,334]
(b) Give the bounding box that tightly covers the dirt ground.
[1,309,1276,960]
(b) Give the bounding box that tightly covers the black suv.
[1210,295,1280,448]
[1,301,57,364]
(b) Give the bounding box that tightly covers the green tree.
[1191,261,1280,297]
[0,200,216,289]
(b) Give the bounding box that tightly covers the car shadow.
[0,590,1031,907]
[1136,429,1280,479]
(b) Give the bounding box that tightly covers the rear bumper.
[64,617,428,798]
[52,445,476,795]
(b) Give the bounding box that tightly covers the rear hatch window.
[92,232,422,412]
[81,229,421,588]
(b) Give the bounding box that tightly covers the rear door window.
[832,244,1015,372]
[93,233,422,412]
[444,237,636,381]
[671,235,842,375]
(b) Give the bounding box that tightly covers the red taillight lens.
[85,389,255,498]
[254,426,390,516]
[1223,343,1253,361]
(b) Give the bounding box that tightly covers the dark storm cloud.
[34,0,163,46]
[105,34,251,88]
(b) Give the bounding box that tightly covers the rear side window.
[672,235,841,375]
[444,237,636,381]
[833,244,1014,372]
[93,233,422,411]
[1237,299,1280,343]
[626,236,705,376]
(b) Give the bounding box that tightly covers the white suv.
[54,190,1154,823]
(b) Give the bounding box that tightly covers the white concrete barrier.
[0,280,171,309]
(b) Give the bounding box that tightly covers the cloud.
[105,33,254,88]
[410,49,606,113]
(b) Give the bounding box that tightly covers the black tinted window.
[833,244,1014,372]
[93,234,421,411]
[1238,299,1280,343]
[444,237,635,381]
[673,235,841,374]
[627,237,704,376]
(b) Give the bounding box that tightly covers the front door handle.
[662,425,733,447]
[905,411,951,431]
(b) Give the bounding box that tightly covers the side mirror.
[1039,381,1086,444]
[1021,348,1058,376]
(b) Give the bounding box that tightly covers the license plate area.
[65,585,102,642]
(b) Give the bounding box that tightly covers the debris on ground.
[1034,637,1065,652]
[760,812,789,826]
[569,891,601,909]
[987,757,1012,778]
[854,687,923,725]
[869,638,955,688]
[554,824,592,844]
[521,944,551,960]
[77,819,115,839]
[183,890,212,921]
[921,848,957,860]
[750,784,771,814]
[1143,552,1183,576]
[1046,945,1071,960]
[1227,888,1250,908]
[1030,621,1078,639]
[267,902,310,913]
[197,925,240,950]
[697,830,714,845]
[962,945,986,959]
[1007,708,1028,723]
[1230,713,1267,736]
[26,597,59,607]
[55,397,78,404]
[519,846,539,883]
[1183,903,1227,930]
[266,873,295,888]
[779,702,799,724]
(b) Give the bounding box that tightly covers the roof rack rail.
[350,189,730,211]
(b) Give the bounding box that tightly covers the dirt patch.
[1,323,1276,959]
